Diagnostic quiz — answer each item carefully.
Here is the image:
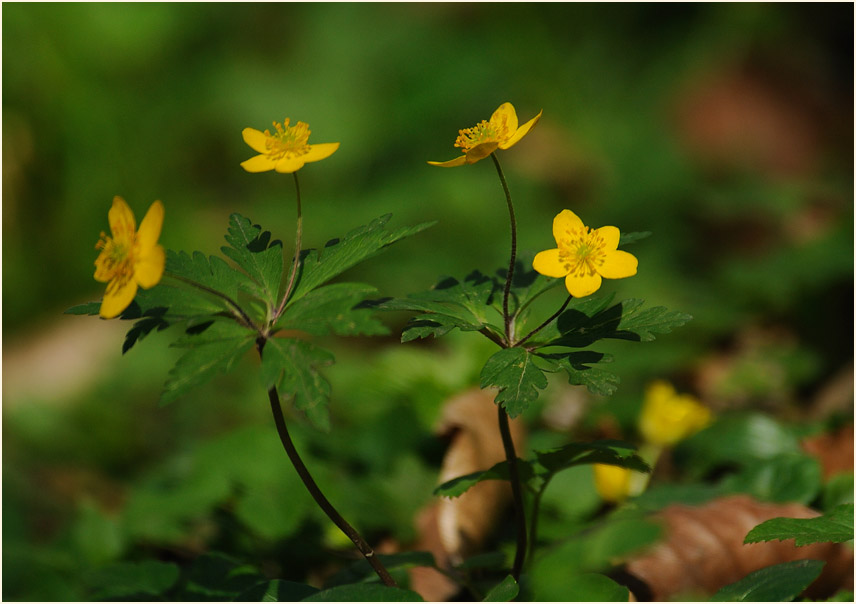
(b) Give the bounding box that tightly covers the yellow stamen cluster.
[454,116,510,152]
[265,119,311,160]
[558,226,608,278]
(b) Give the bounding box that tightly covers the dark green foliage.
[221,214,284,309]
[710,559,825,602]
[277,282,388,336]
[482,575,519,602]
[480,347,548,417]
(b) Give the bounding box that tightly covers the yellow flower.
[593,464,633,504]
[94,197,165,319]
[241,118,339,174]
[428,102,542,167]
[638,380,712,447]
[533,209,638,298]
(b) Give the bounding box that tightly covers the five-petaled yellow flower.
[94,197,165,319]
[638,380,712,447]
[241,119,339,174]
[428,102,542,167]
[533,209,638,298]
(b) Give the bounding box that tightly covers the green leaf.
[539,351,620,396]
[326,552,438,588]
[744,503,854,546]
[480,347,549,417]
[548,573,629,602]
[238,579,320,602]
[221,213,283,307]
[618,231,652,246]
[434,459,537,498]
[291,214,434,303]
[383,270,502,342]
[64,301,102,315]
[721,453,822,504]
[277,282,387,336]
[535,440,650,475]
[302,584,424,602]
[85,560,179,600]
[166,249,254,307]
[260,337,335,430]
[482,575,519,602]
[160,320,256,406]
[183,552,265,600]
[711,559,825,602]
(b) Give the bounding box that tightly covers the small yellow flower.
[428,102,542,167]
[638,380,712,447]
[241,118,339,174]
[533,209,638,298]
[593,464,633,504]
[94,197,165,319]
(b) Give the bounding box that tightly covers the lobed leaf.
[539,350,620,397]
[480,346,549,417]
[221,213,283,308]
[535,440,651,475]
[277,282,388,336]
[744,503,854,546]
[160,320,256,406]
[434,459,537,499]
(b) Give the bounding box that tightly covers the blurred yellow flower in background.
[428,102,542,167]
[241,119,339,173]
[639,380,712,446]
[533,209,638,298]
[593,463,633,503]
[94,197,165,319]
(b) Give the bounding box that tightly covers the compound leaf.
[480,347,548,418]
[221,213,283,308]
[277,282,387,337]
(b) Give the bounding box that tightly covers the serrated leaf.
[166,249,254,308]
[291,214,434,303]
[710,559,825,602]
[302,584,424,602]
[260,338,335,431]
[744,503,854,546]
[277,282,387,336]
[534,297,691,348]
[535,440,651,475]
[482,575,519,602]
[539,350,620,396]
[480,347,548,417]
[434,459,537,498]
[221,213,283,307]
[160,321,256,406]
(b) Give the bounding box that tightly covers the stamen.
[264,118,312,160]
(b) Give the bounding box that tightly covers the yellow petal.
[274,157,307,173]
[466,141,499,163]
[427,156,468,168]
[242,127,269,154]
[533,249,568,278]
[552,209,585,243]
[135,244,165,288]
[598,250,638,279]
[240,155,276,173]
[593,464,632,503]
[594,225,620,251]
[93,253,113,282]
[499,109,542,150]
[109,196,135,239]
[491,102,519,137]
[137,200,164,253]
[100,278,138,319]
[302,142,340,163]
[564,270,602,298]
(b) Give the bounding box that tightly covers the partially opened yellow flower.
[94,197,165,319]
[241,118,339,174]
[638,380,712,447]
[593,464,633,504]
[428,102,542,167]
[533,209,638,298]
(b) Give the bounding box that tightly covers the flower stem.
[490,153,517,345]
[515,294,572,348]
[275,172,303,321]
[526,477,550,567]
[261,352,397,587]
[498,404,527,581]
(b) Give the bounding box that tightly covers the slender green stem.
[260,341,397,587]
[497,405,527,581]
[491,153,517,345]
[165,272,257,331]
[515,295,572,348]
[274,172,303,321]
[527,478,550,567]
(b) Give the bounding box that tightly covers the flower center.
[264,119,311,160]
[96,232,135,287]
[454,115,511,152]
[558,227,607,276]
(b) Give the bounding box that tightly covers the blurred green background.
[3,3,852,601]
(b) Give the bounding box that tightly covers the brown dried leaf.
[624,495,853,601]
[802,424,854,480]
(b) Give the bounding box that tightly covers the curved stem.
[263,367,398,587]
[274,172,303,321]
[515,295,572,348]
[497,405,527,581]
[491,153,517,345]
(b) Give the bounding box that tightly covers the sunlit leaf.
[480,346,548,417]
[744,503,854,546]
